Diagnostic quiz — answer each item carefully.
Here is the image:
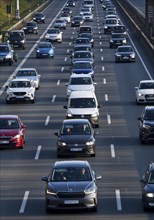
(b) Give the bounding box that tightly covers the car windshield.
[61,123,91,135]
[70,77,92,85]
[26,22,35,27]
[38,43,51,48]
[144,109,154,120]
[0,119,19,129]
[69,98,96,108]
[112,34,124,38]
[17,70,36,77]
[47,29,60,34]
[75,46,91,52]
[148,172,154,184]
[105,19,117,24]
[76,39,89,44]
[139,82,154,89]
[55,20,63,23]
[73,62,92,69]
[0,46,9,52]
[51,167,92,181]
[74,17,82,21]
[9,32,24,38]
[114,26,125,31]
[74,52,91,58]
[9,81,31,88]
[117,47,133,52]
[35,13,43,18]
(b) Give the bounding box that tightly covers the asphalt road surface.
[0,0,154,219]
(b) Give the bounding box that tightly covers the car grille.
[57,192,85,198]
[71,114,91,119]
[0,136,11,144]
[145,94,154,101]
[13,92,26,96]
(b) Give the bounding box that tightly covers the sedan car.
[0,115,26,149]
[66,0,75,7]
[36,42,54,58]
[137,106,154,144]
[71,51,94,66]
[8,30,26,49]
[82,12,93,21]
[45,28,62,43]
[65,74,97,98]
[115,45,136,62]
[54,119,98,157]
[0,43,16,66]
[71,16,84,27]
[78,33,94,47]
[140,161,154,211]
[135,80,154,104]
[33,12,45,23]
[109,33,127,48]
[23,21,38,34]
[71,44,93,56]
[112,25,128,37]
[41,160,101,212]
[70,61,94,79]
[54,19,67,29]
[103,18,119,34]
[14,68,41,90]
[60,12,71,23]
[74,37,91,45]
[6,78,36,104]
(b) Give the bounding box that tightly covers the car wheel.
[31,98,35,104]
[6,99,10,104]
[91,206,97,212]
[9,60,13,66]
[91,153,95,157]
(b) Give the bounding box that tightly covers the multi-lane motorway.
[0,0,154,219]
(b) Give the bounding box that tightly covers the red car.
[0,115,26,149]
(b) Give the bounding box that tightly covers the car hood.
[47,34,59,37]
[0,129,19,136]
[138,89,154,94]
[68,85,94,91]
[144,183,154,192]
[144,120,154,126]
[59,134,92,143]
[67,108,98,115]
[38,48,52,52]
[0,52,8,56]
[72,58,93,63]
[7,88,32,92]
[72,69,93,74]
[116,51,134,55]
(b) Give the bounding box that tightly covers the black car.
[41,160,101,212]
[54,119,98,157]
[112,25,128,37]
[8,30,26,49]
[140,162,154,211]
[61,7,72,15]
[78,26,93,34]
[137,106,154,144]
[74,37,91,45]
[78,33,94,47]
[71,16,83,27]
[33,12,45,23]
[66,0,75,7]
[71,44,93,56]
[109,33,127,48]
[115,45,136,62]
[23,21,38,34]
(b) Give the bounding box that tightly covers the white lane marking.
[107,114,111,124]
[72,32,74,34]
[57,80,60,85]
[110,144,115,157]
[98,26,100,29]
[69,42,72,46]
[64,57,67,61]
[102,66,105,71]
[103,78,106,84]
[67,49,69,53]
[51,95,56,102]
[105,94,108,101]
[100,42,102,45]
[99,31,101,34]
[35,145,42,160]
[101,56,104,60]
[99,36,102,39]
[100,48,103,52]
[61,67,64,72]
[71,36,73,40]
[45,116,50,125]
[19,191,30,214]
[0,2,65,96]
[115,189,122,211]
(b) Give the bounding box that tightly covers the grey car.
[109,33,127,48]
[115,45,136,62]
[41,160,101,212]
[71,51,94,66]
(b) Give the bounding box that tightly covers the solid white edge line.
[45,116,50,125]
[35,145,42,160]
[115,189,122,211]
[19,191,30,214]
[110,144,115,157]
[107,114,111,124]
[64,57,67,61]
[51,95,56,102]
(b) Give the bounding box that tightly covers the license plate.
[64,200,79,204]
[0,141,9,144]
[71,148,82,151]
[123,56,129,59]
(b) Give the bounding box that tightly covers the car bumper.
[115,56,135,62]
[0,137,24,148]
[6,94,34,102]
[142,196,154,209]
[36,52,54,58]
[66,115,99,127]
[136,95,154,103]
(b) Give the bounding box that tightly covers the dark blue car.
[70,61,94,79]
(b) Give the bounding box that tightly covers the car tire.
[9,60,13,66]
[91,206,97,212]
[6,99,10,104]
[31,98,35,104]
[91,153,95,157]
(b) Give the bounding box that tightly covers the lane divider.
[19,191,29,214]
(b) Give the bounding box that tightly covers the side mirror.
[137,116,141,121]
[21,124,26,129]
[65,83,68,86]
[41,176,48,182]
[96,175,102,180]
[134,87,138,90]
[54,132,59,137]
[94,131,99,135]
[63,105,67,109]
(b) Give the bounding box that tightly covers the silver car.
[54,19,67,29]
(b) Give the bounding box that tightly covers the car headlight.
[122,39,126,43]
[12,134,20,139]
[58,141,66,146]
[91,113,98,117]
[104,26,107,29]
[86,140,95,146]
[67,113,73,117]
[146,193,154,198]
[5,53,12,59]
[37,49,40,52]
[130,53,135,58]
[143,124,151,129]
[84,184,96,194]
[110,40,113,43]
[67,89,72,93]
[116,54,121,57]
[33,27,37,29]
[138,92,144,97]
[46,189,57,195]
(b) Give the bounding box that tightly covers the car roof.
[54,160,90,168]
[17,68,37,71]
[145,106,154,111]
[140,80,154,83]
[0,115,18,119]
[69,90,96,98]
[11,78,31,82]
[70,74,92,78]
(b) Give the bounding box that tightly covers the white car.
[14,68,41,89]
[104,18,119,34]
[65,74,97,98]
[82,12,93,21]
[45,28,63,43]
[135,80,154,104]
[54,19,66,29]
[6,78,36,104]
[60,13,71,23]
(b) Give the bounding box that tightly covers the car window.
[10,81,31,88]
[144,109,154,120]
[69,98,96,108]
[70,77,92,85]
[0,119,19,129]
[148,172,154,183]
[61,123,91,135]
[17,70,36,77]
[139,83,154,89]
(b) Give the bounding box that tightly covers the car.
[54,19,67,29]
[102,1,113,10]
[83,0,94,10]
[66,0,75,7]
[135,80,154,104]
[103,18,119,34]
[74,37,91,45]
[60,12,71,23]
[112,25,128,37]
[64,91,100,127]
[41,160,101,212]
[61,7,72,15]
[137,106,154,144]
[115,45,136,62]
[54,119,98,157]
[36,42,54,58]
[78,26,93,34]
[71,51,94,66]
[0,115,26,149]
[78,33,94,47]
[105,14,120,22]
[70,61,95,79]
[0,43,16,66]
[140,161,154,211]
[71,16,84,27]
[65,74,97,98]
[8,30,26,49]
[109,33,127,48]
[82,12,93,21]
[80,7,92,16]
[45,28,63,43]
[23,21,38,34]
[14,68,41,90]
[71,44,93,56]
[33,12,45,23]
[6,78,36,104]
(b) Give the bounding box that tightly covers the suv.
[8,30,26,49]
[45,28,63,43]
[137,106,154,144]
[140,162,154,211]
[64,91,100,127]
[0,43,16,66]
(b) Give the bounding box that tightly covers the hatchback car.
[14,68,41,90]
[45,28,63,43]
[70,61,94,79]
[109,33,127,48]
[36,42,54,58]
[137,106,154,144]
[60,12,71,23]
[115,45,136,62]
[41,160,101,212]
[54,19,67,29]
[78,26,93,34]
[8,30,26,49]
[71,44,93,56]
[33,12,45,23]
[0,115,26,149]
[140,161,154,211]
[55,119,98,157]
[135,80,154,104]
[74,37,91,45]
[23,21,38,34]
[112,25,128,37]
[66,0,75,7]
